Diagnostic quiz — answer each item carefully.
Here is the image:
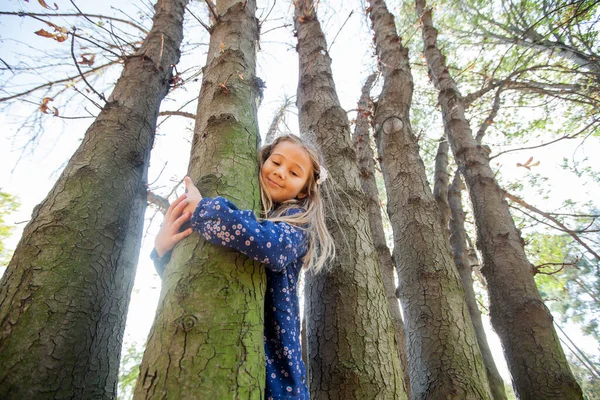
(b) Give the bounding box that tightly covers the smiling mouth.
[267,178,283,188]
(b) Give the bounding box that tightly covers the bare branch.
[205,0,219,24]
[265,96,294,143]
[327,11,354,54]
[533,261,577,275]
[0,11,149,34]
[70,28,106,105]
[158,111,196,119]
[505,191,600,261]
[185,5,211,33]
[475,86,503,143]
[69,0,136,53]
[0,60,119,103]
[491,117,599,159]
[147,190,169,215]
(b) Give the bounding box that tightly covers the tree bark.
[367,0,492,398]
[294,2,405,398]
[448,173,508,400]
[134,1,265,398]
[0,1,187,398]
[352,73,412,398]
[433,136,451,236]
[265,97,292,144]
[415,1,583,398]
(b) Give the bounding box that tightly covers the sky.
[1,0,599,395]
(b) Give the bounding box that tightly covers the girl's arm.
[152,193,193,278]
[190,197,307,272]
[154,193,194,257]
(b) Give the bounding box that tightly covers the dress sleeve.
[150,248,172,279]
[190,197,308,272]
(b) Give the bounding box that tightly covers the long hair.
[258,134,335,273]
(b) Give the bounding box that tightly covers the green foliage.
[569,354,600,399]
[0,191,19,266]
[528,223,600,336]
[117,342,144,400]
[423,0,600,157]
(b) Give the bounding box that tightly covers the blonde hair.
[258,134,335,273]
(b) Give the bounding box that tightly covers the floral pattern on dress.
[190,197,310,399]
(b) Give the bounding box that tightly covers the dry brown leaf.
[35,22,68,42]
[38,0,59,10]
[40,97,58,116]
[55,33,68,42]
[516,156,540,170]
[44,21,68,34]
[78,53,96,66]
[35,29,55,39]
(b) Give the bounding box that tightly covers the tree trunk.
[294,2,405,398]
[265,97,292,144]
[415,1,583,398]
[367,0,492,398]
[448,173,508,400]
[134,1,265,398]
[352,73,412,398]
[433,136,451,235]
[0,1,187,398]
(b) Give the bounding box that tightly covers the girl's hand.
[182,176,202,215]
[154,193,194,257]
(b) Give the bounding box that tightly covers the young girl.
[151,134,334,399]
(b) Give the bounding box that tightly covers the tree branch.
[185,5,211,33]
[505,191,600,261]
[475,85,503,143]
[0,60,119,103]
[70,28,106,105]
[147,190,169,215]
[0,11,148,34]
[158,111,196,119]
[491,117,598,159]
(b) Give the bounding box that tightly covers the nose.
[274,166,285,179]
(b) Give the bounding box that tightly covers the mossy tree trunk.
[294,2,405,398]
[352,73,412,398]
[367,0,492,398]
[415,0,583,398]
[447,173,507,400]
[0,1,187,398]
[134,1,265,398]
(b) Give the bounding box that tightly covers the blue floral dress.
[152,197,310,399]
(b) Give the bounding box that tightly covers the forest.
[0,0,599,399]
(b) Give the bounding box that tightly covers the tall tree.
[0,0,188,398]
[415,0,583,398]
[134,0,265,397]
[447,173,508,400]
[293,1,405,398]
[367,0,492,398]
[352,73,412,397]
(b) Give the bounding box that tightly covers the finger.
[185,176,201,196]
[166,193,187,219]
[184,176,193,192]
[173,228,193,242]
[167,193,188,221]
[173,212,191,230]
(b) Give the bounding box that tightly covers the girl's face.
[261,141,313,203]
